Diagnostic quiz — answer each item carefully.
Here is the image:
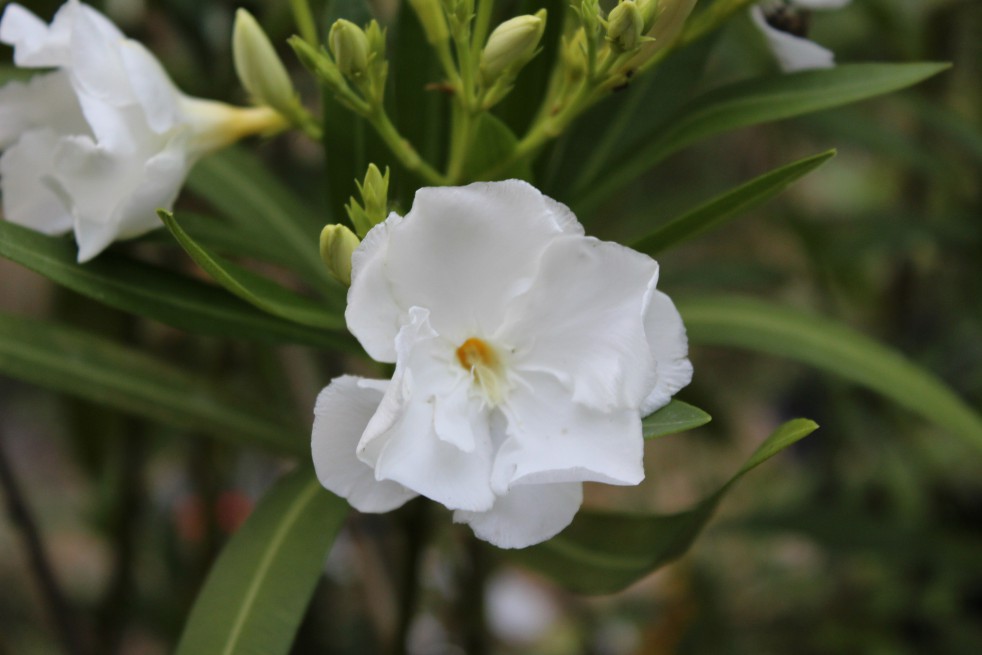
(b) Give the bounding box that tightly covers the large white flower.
[312,181,693,549]
[0,1,284,262]
[750,0,851,72]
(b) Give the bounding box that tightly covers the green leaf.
[176,467,348,655]
[0,312,304,455]
[515,419,818,594]
[631,150,836,255]
[160,211,346,331]
[467,113,534,182]
[0,221,350,350]
[678,296,982,452]
[187,148,331,288]
[643,399,712,439]
[576,62,950,213]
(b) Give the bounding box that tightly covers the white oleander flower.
[312,181,693,548]
[0,0,285,262]
[750,0,851,72]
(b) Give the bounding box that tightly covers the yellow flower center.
[456,337,507,405]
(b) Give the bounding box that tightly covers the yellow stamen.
[456,337,506,404]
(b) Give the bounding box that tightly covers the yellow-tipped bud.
[232,9,296,113]
[329,19,370,78]
[408,0,449,44]
[320,224,360,285]
[606,1,645,52]
[479,10,547,85]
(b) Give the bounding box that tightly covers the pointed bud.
[408,0,449,45]
[346,164,390,236]
[233,9,296,113]
[607,1,645,52]
[320,224,360,285]
[637,0,660,32]
[329,19,370,78]
[479,10,547,85]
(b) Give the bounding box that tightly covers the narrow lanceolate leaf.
[187,148,332,288]
[631,150,836,255]
[679,296,982,452]
[576,63,950,213]
[515,419,818,594]
[0,313,305,454]
[642,399,712,439]
[0,221,350,350]
[176,467,348,655]
[160,211,346,331]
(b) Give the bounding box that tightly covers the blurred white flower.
[312,181,693,548]
[0,0,284,262]
[750,0,851,72]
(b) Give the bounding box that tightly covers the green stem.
[368,108,449,185]
[290,0,319,46]
[470,0,494,62]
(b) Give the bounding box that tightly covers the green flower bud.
[479,10,547,85]
[232,9,296,113]
[320,224,361,285]
[408,0,449,44]
[606,1,645,52]
[637,0,660,32]
[346,164,390,236]
[329,19,370,78]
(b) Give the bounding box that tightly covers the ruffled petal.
[0,2,71,68]
[750,6,836,72]
[639,290,693,415]
[357,308,496,512]
[312,376,417,513]
[345,213,405,362]
[492,372,645,492]
[118,39,183,134]
[454,481,582,549]
[0,71,88,148]
[500,235,659,411]
[373,180,581,344]
[0,129,72,234]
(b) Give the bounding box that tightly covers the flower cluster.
[0,1,283,261]
[312,181,692,548]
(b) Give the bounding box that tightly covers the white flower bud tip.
[480,10,547,84]
[329,19,370,78]
[232,9,295,113]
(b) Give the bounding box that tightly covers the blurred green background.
[0,0,979,653]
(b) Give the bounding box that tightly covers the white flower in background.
[312,181,693,548]
[750,0,852,72]
[0,0,285,262]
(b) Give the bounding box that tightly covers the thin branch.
[0,428,84,655]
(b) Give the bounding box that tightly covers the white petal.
[345,213,404,362]
[639,290,693,415]
[0,71,88,148]
[67,4,133,107]
[492,372,645,492]
[369,180,581,344]
[357,308,496,512]
[312,376,417,513]
[500,235,659,411]
[750,6,836,72]
[118,39,182,134]
[791,0,850,9]
[0,3,70,68]
[0,129,72,234]
[454,482,582,549]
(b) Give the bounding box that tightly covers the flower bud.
[346,164,390,236]
[637,0,660,32]
[479,10,547,85]
[606,1,645,52]
[320,224,360,285]
[408,0,449,45]
[232,9,296,113]
[329,19,370,78]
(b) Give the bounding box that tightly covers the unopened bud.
[329,19,370,78]
[637,0,660,32]
[409,0,449,44]
[346,164,390,236]
[479,10,547,85]
[607,1,645,52]
[320,224,360,285]
[233,9,296,112]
